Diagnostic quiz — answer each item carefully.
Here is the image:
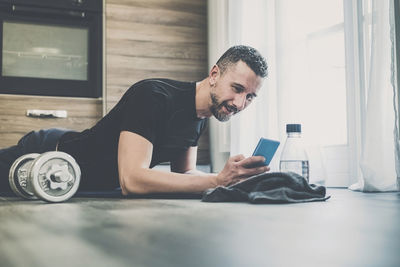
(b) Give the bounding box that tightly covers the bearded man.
[0,45,269,195]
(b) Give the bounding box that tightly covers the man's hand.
[215,154,270,186]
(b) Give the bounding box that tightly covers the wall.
[105,0,209,164]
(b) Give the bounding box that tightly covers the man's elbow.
[120,185,129,196]
[119,173,150,195]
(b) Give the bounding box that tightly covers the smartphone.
[251,137,280,167]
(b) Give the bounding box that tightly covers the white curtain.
[207,0,231,172]
[208,0,279,172]
[209,0,399,190]
[350,0,399,191]
[229,0,280,169]
[393,0,400,191]
[228,0,327,183]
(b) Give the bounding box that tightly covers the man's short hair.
[216,45,268,78]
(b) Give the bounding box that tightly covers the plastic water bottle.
[279,124,309,181]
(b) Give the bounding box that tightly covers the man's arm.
[170,146,208,175]
[118,131,269,195]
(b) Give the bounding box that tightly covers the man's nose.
[233,93,246,111]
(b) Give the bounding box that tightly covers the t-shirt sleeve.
[120,87,165,144]
[191,119,208,147]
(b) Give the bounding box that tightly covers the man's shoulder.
[129,79,193,94]
[122,79,194,105]
[131,78,193,90]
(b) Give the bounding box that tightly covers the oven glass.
[2,21,88,81]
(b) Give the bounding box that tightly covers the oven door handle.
[26,109,68,119]
[12,5,86,18]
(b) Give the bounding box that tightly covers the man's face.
[210,61,263,122]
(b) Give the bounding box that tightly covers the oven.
[0,0,102,98]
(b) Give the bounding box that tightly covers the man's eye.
[246,94,254,101]
[233,86,243,93]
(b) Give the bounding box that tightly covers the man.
[0,45,269,195]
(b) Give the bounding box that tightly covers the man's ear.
[209,64,220,86]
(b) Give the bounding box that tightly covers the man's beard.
[210,92,239,122]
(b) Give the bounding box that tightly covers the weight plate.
[30,151,81,203]
[8,153,40,200]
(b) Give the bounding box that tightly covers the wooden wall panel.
[106,4,205,27]
[105,0,209,164]
[0,95,102,147]
[106,0,206,15]
[107,39,206,59]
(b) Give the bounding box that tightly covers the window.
[214,0,396,185]
[276,0,351,186]
[275,0,395,186]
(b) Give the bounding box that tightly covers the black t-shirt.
[58,79,207,190]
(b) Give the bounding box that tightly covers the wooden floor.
[0,188,399,267]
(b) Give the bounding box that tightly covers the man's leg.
[0,145,23,193]
[0,128,74,193]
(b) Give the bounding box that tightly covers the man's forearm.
[184,169,210,176]
[120,168,218,195]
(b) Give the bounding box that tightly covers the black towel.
[202,172,330,203]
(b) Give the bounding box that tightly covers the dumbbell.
[8,151,81,203]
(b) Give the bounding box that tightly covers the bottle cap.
[286,124,301,133]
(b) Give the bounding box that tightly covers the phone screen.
[252,137,280,166]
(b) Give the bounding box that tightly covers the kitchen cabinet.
[0,95,102,147]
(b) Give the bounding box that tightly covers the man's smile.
[223,104,237,114]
